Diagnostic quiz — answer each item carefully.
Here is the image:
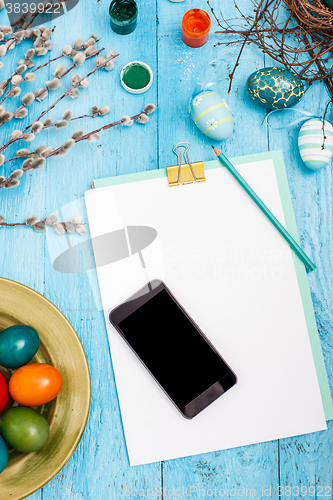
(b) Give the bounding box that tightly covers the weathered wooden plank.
[158,0,280,497]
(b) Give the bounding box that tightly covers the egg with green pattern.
[190,91,234,141]
[247,67,304,109]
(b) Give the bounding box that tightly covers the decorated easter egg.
[298,118,333,171]
[247,67,304,109]
[1,407,49,453]
[0,434,9,474]
[190,91,234,141]
[0,325,39,368]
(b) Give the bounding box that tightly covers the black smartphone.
[109,280,237,419]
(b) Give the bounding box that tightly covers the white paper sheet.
[85,159,327,466]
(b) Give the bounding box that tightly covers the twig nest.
[0,155,5,166]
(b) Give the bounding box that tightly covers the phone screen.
[116,285,235,414]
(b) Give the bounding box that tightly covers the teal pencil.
[212,146,316,272]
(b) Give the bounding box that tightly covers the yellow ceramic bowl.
[0,278,91,500]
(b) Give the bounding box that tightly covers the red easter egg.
[0,371,9,413]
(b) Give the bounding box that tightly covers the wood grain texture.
[0,0,332,498]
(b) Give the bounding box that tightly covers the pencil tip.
[212,146,221,156]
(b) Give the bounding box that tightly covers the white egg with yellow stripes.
[190,91,234,141]
[298,118,333,171]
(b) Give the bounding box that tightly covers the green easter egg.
[1,407,49,453]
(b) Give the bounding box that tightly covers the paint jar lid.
[121,61,153,94]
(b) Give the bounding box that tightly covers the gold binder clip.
[167,142,206,187]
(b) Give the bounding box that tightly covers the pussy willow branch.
[0,110,144,189]
[21,52,118,127]
[1,47,104,126]
[0,38,49,93]
[0,42,90,105]
[0,220,87,226]
[1,112,103,165]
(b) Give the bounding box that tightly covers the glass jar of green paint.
[109,0,138,35]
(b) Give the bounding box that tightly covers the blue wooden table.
[1,0,332,497]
